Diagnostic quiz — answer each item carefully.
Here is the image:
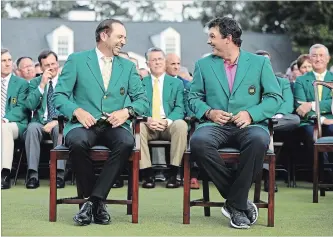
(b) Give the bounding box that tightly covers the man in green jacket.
[294,44,333,181]
[1,48,29,189]
[189,17,282,229]
[140,47,188,189]
[25,50,66,189]
[53,19,149,226]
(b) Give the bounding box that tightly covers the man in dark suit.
[25,50,66,189]
[53,19,149,226]
[189,17,282,229]
[1,48,29,189]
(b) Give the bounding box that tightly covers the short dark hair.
[1,48,9,55]
[296,54,310,69]
[207,17,242,47]
[145,47,165,61]
[38,50,58,66]
[95,19,124,43]
[255,50,270,58]
[16,56,33,68]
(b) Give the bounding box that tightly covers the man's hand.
[207,109,233,125]
[106,108,130,128]
[323,118,333,125]
[146,117,167,131]
[2,120,5,123]
[296,101,312,117]
[39,68,53,90]
[74,108,96,129]
[231,111,252,129]
[43,120,58,133]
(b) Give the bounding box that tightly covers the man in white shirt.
[140,47,188,189]
[24,50,65,189]
[1,48,29,189]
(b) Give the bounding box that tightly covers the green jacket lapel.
[143,76,153,115]
[322,71,333,100]
[6,75,17,112]
[231,50,250,96]
[107,56,123,91]
[305,71,316,99]
[86,49,105,92]
[210,56,230,97]
[162,76,172,115]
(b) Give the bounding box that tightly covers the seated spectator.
[1,49,29,190]
[24,50,66,189]
[140,47,188,189]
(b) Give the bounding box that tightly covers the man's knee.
[116,132,135,151]
[190,131,210,152]
[247,127,270,148]
[26,122,43,136]
[171,119,188,134]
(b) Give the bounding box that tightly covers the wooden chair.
[183,119,276,227]
[49,116,143,223]
[312,80,333,203]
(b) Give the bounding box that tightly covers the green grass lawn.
[2,180,333,236]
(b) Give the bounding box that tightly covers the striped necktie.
[1,78,7,118]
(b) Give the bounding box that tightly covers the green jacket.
[53,49,149,136]
[26,75,61,124]
[276,77,294,115]
[294,71,333,125]
[189,50,283,131]
[4,74,29,137]
[142,74,185,120]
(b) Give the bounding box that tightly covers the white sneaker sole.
[248,202,259,225]
[221,207,250,229]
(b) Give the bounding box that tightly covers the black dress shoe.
[1,175,11,189]
[73,201,93,226]
[94,201,111,225]
[56,177,65,189]
[112,178,124,188]
[26,177,40,189]
[142,177,155,189]
[166,176,180,188]
[264,179,278,193]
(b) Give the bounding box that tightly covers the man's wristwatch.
[126,106,136,119]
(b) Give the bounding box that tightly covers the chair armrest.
[308,115,319,142]
[132,116,146,150]
[268,118,277,152]
[53,115,68,145]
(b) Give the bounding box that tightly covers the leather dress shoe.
[94,201,111,225]
[112,178,124,188]
[264,179,278,193]
[166,176,180,188]
[57,177,65,189]
[142,177,155,188]
[26,177,40,189]
[1,175,11,189]
[73,201,93,226]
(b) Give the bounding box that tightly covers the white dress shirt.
[96,47,113,74]
[151,73,173,126]
[38,75,58,121]
[1,73,11,122]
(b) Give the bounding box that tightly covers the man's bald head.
[166,53,181,77]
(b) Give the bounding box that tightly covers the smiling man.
[294,44,333,180]
[53,19,149,226]
[188,17,282,229]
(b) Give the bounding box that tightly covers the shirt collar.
[95,47,113,61]
[224,55,239,67]
[151,73,165,82]
[2,73,12,83]
[313,70,327,79]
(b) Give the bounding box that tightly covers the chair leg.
[127,162,133,215]
[183,153,190,224]
[202,173,210,217]
[313,147,319,203]
[287,157,291,187]
[292,161,296,188]
[320,188,326,197]
[49,151,57,222]
[131,153,139,224]
[267,155,275,227]
[254,168,262,203]
[14,148,24,185]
